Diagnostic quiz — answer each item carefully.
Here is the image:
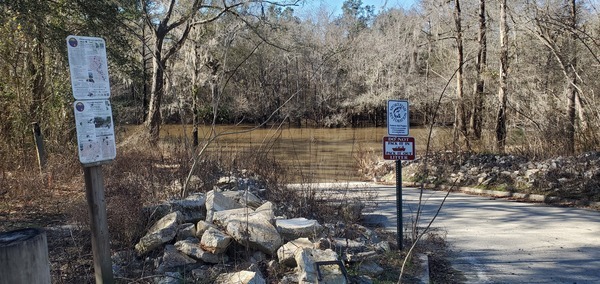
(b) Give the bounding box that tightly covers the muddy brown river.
[126,125,453,182]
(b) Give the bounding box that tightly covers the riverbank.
[362,151,600,209]
[2,143,434,283]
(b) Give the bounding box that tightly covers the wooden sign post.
[67,35,116,284]
[84,165,114,284]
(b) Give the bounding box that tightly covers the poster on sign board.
[73,100,116,164]
[66,36,111,100]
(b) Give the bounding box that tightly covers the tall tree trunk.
[28,35,46,124]
[453,0,469,149]
[145,34,165,143]
[142,0,204,143]
[206,58,220,126]
[565,0,577,154]
[496,0,509,153]
[470,0,487,139]
[142,22,149,123]
[191,47,200,147]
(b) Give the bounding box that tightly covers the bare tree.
[143,0,253,143]
[496,0,508,153]
[527,0,582,154]
[453,0,469,149]
[565,0,578,154]
[470,0,487,139]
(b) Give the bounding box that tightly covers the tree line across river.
[2,0,599,169]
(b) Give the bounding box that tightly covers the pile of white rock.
[116,175,390,284]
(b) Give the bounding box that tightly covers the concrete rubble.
[126,173,395,283]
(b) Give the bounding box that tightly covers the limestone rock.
[215,270,266,284]
[200,227,232,254]
[226,213,283,255]
[195,220,214,238]
[175,238,228,264]
[205,190,242,223]
[170,193,206,223]
[212,208,255,227]
[358,260,384,276]
[331,238,364,251]
[277,238,314,267]
[176,223,196,241]
[254,201,275,224]
[198,249,229,264]
[276,218,323,241]
[222,190,264,209]
[174,238,203,259]
[156,245,197,273]
[147,193,206,224]
[295,248,346,284]
[135,211,182,255]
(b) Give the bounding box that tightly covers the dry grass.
[0,134,319,282]
[1,130,437,283]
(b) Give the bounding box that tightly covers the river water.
[151,125,453,182]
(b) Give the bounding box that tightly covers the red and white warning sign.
[383,136,415,160]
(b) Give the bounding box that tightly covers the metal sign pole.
[385,99,411,251]
[396,159,403,250]
[84,165,115,284]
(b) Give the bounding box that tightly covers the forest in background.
[3,0,600,171]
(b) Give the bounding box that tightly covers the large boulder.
[277,238,314,267]
[205,190,242,223]
[135,211,182,255]
[226,213,283,255]
[215,270,266,284]
[200,227,232,254]
[276,218,323,241]
[295,248,346,284]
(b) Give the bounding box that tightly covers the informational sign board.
[66,36,111,100]
[387,100,409,136]
[67,35,116,165]
[73,100,116,164]
[383,136,415,160]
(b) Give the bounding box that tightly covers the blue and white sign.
[387,100,409,136]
